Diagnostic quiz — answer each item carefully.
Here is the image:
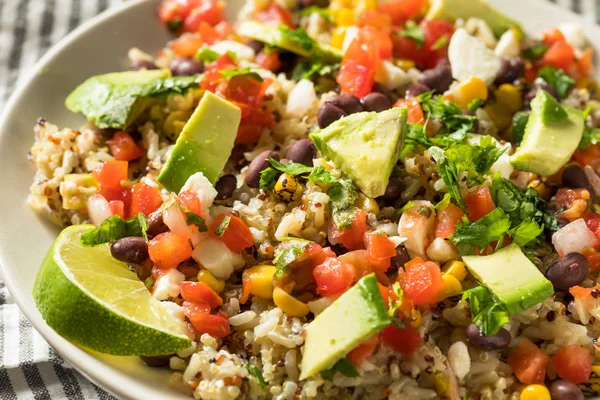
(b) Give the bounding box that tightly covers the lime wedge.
[33,225,191,355]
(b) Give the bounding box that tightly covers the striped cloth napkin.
[1,0,599,399]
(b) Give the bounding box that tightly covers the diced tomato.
[181,0,223,30]
[256,50,281,72]
[223,76,267,108]
[313,257,355,297]
[421,20,455,69]
[507,338,550,385]
[129,182,162,217]
[148,232,193,270]
[556,188,590,210]
[392,35,425,67]
[357,10,391,32]
[337,33,379,98]
[109,201,125,219]
[465,186,495,221]
[381,324,423,356]
[524,63,539,83]
[378,0,426,26]
[365,233,397,272]
[435,203,465,239]
[347,335,380,366]
[178,191,202,216]
[107,131,144,161]
[573,143,600,171]
[574,48,593,78]
[180,281,223,308]
[171,33,204,57]
[541,27,566,47]
[182,301,230,338]
[214,21,234,39]
[542,41,576,71]
[255,4,293,28]
[587,252,600,271]
[330,209,369,251]
[338,250,373,281]
[394,98,424,124]
[92,160,129,202]
[402,258,443,305]
[552,344,592,384]
[196,21,219,44]
[211,214,254,253]
[360,26,393,60]
[584,211,600,241]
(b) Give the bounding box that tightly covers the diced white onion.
[192,237,244,280]
[86,194,112,226]
[397,201,436,260]
[552,218,600,257]
[286,79,317,118]
[162,196,193,239]
[426,237,459,264]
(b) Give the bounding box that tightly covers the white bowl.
[0,0,599,398]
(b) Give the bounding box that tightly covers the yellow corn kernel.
[335,8,355,26]
[436,274,463,302]
[243,265,276,299]
[527,180,553,201]
[434,373,450,398]
[354,0,378,12]
[448,77,488,109]
[592,365,600,376]
[442,261,467,282]
[410,308,422,329]
[582,247,596,256]
[396,59,415,71]
[273,287,310,317]
[576,77,600,93]
[356,193,380,215]
[496,84,523,113]
[197,269,225,293]
[520,385,550,400]
[163,110,192,141]
[274,173,303,202]
[484,103,512,133]
[331,27,347,49]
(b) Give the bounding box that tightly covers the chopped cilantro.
[195,48,220,63]
[449,209,511,255]
[81,213,148,246]
[245,364,267,389]
[278,25,315,51]
[387,282,403,318]
[579,125,600,149]
[522,43,548,60]
[509,218,544,248]
[321,358,360,379]
[462,286,509,336]
[467,98,484,112]
[291,61,340,82]
[307,166,338,185]
[214,215,231,237]
[268,158,314,176]
[537,66,575,98]
[273,239,312,280]
[430,34,449,51]
[185,211,207,231]
[298,6,333,21]
[329,178,358,229]
[398,21,424,48]
[400,123,468,157]
[434,193,452,211]
[511,111,530,146]
[417,91,477,135]
[219,67,263,82]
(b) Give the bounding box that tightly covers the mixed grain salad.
[27,0,600,399]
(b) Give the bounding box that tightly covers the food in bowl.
[26,0,600,398]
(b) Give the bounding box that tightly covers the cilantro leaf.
[388,282,404,318]
[509,218,544,247]
[321,358,360,379]
[219,68,263,82]
[417,91,477,134]
[522,43,548,60]
[267,158,314,176]
[449,208,511,255]
[579,126,600,150]
[245,364,267,389]
[329,178,358,229]
[259,167,280,191]
[298,6,333,21]
[195,48,220,62]
[398,21,424,48]
[430,146,464,209]
[467,98,484,112]
[278,25,315,51]
[462,286,509,336]
[273,239,312,280]
[214,215,231,237]
[538,66,575,98]
[81,213,148,246]
[185,210,207,231]
[400,123,467,158]
[291,61,340,82]
[307,166,338,185]
[511,111,529,146]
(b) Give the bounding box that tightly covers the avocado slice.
[310,108,407,198]
[237,21,342,63]
[509,90,584,176]
[65,69,199,129]
[300,274,390,380]
[426,0,521,37]
[462,244,554,315]
[157,91,241,192]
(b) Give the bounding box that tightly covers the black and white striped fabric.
[0,0,599,398]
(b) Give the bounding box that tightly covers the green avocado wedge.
[65,69,200,129]
[33,225,191,356]
[157,91,241,192]
[310,108,407,198]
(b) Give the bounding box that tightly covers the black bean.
[545,252,589,291]
[325,94,364,115]
[317,103,347,128]
[300,0,330,7]
[562,164,592,193]
[361,92,392,112]
[245,150,280,188]
[494,57,525,85]
[130,60,158,71]
[389,246,410,271]
[140,355,172,368]
[215,174,237,200]
[382,177,403,201]
[246,39,264,54]
[405,82,431,99]
[146,209,168,237]
[110,237,149,264]
[372,82,398,104]
[286,139,317,166]
[466,324,511,350]
[170,57,204,76]
[524,83,559,105]
[549,379,584,400]
[418,60,453,94]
